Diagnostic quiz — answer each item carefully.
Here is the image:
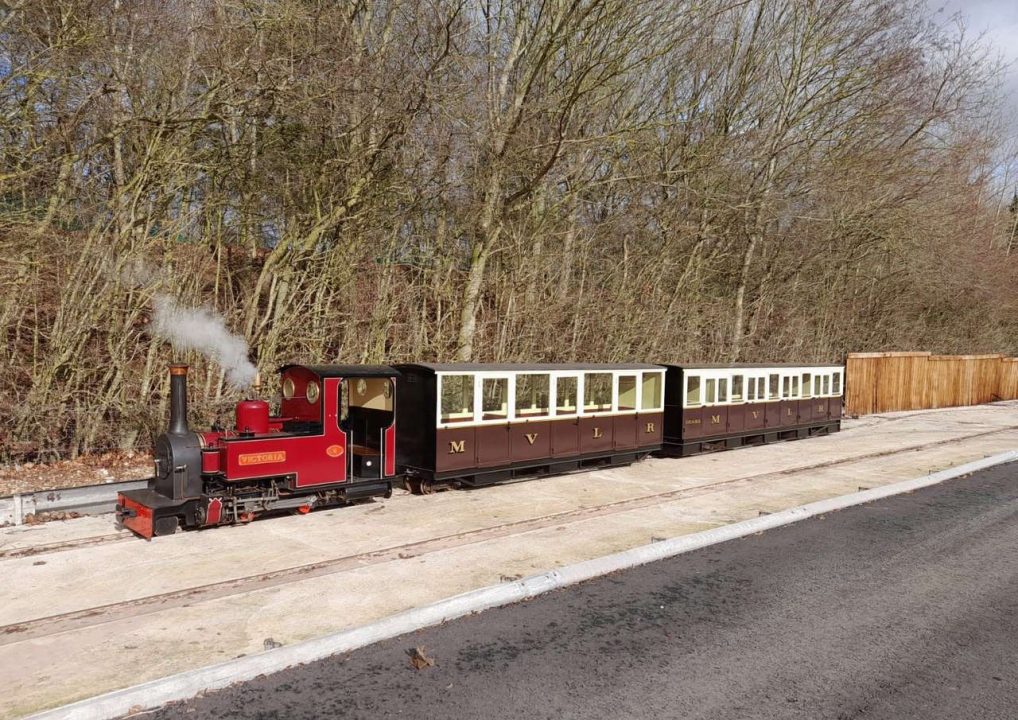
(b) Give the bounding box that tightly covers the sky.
[936,0,1018,133]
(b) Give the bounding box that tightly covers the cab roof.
[278,364,399,378]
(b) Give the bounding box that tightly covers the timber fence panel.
[845,352,1018,415]
[1000,359,1018,400]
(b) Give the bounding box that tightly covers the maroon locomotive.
[116,364,398,538]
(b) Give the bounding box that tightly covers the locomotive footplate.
[116,489,194,540]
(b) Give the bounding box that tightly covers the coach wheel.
[419,480,435,495]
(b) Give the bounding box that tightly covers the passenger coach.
[662,363,844,456]
[394,363,665,492]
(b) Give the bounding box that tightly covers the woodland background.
[2,0,1018,460]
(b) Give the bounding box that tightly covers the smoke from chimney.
[151,294,258,389]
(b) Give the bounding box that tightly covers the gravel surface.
[146,461,1018,720]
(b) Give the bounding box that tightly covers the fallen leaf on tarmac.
[407,646,435,670]
[263,637,283,650]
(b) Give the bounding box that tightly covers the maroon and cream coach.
[393,363,666,493]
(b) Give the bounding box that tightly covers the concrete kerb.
[27,449,1018,720]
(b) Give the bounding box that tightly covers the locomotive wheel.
[153,516,179,536]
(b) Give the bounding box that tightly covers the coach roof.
[397,362,663,373]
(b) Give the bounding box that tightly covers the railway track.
[3,422,1017,646]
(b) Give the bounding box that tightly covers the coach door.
[340,376,395,480]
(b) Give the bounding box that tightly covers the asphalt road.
[150,462,1018,720]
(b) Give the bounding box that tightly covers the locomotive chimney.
[168,364,190,436]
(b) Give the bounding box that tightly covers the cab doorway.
[339,376,395,480]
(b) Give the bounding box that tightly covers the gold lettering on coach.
[593,427,603,439]
[645,422,655,433]
[525,433,538,445]
[710,414,721,424]
[449,440,465,454]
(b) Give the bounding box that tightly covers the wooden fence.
[845,352,1018,416]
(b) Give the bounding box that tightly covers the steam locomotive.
[117,361,844,538]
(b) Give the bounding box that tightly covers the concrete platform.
[3,402,1018,718]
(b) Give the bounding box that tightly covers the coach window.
[584,373,613,413]
[482,377,509,421]
[822,374,830,396]
[814,375,821,397]
[718,377,729,404]
[782,376,791,399]
[746,377,755,401]
[440,374,475,424]
[769,374,780,400]
[516,374,550,419]
[618,375,638,411]
[731,375,744,403]
[685,375,702,407]
[706,378,717,404]
[833,372,842,395]
[641,372,664,411]
[556,376,578,415]
[801,373,812,399]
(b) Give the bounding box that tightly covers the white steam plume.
[151,294,258,390]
